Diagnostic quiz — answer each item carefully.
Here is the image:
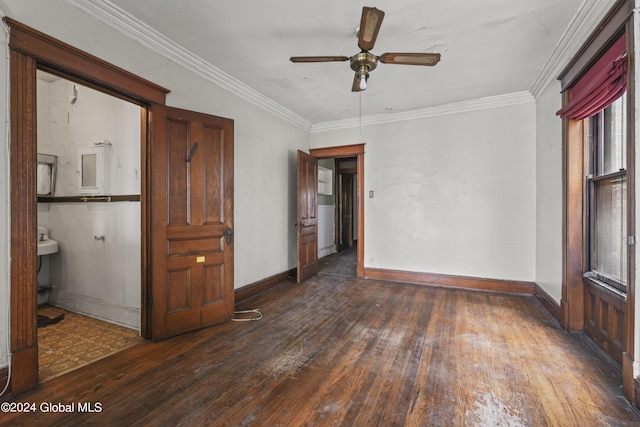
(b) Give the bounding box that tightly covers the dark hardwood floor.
[319,245,357,277]
[2,274,639,426]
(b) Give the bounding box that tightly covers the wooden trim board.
[235,269,296,303]
[234,267,567,335]
[364,267,535,295]
[534,284,562,323]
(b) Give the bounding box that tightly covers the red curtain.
[557,35,627,120]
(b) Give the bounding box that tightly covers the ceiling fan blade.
[379,52,441,66]
[351,72,363,92]
[358,7,385,51]
[290,56,350,63]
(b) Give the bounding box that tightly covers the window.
[586,93,627,292]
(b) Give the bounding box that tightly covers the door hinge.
[225,227,233,245]
[147,293,153,309]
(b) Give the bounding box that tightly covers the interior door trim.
[310,144,365,277]
[5,18,169,104]
[6,18,169,394]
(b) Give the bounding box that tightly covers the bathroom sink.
[37,239,58,256]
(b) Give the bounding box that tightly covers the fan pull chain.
[359,91,362,140]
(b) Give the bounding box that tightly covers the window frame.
[585,95,628,293]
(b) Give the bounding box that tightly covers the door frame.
[6,18,169,393]
[332,157,358,253]
[310,144,365,277]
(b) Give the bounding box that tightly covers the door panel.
[584,278,625,364]
[167,118,190,225]
[341,174,355,249]
[297,151,319,283]
[203,262,224,304]
[203,124,225,224]
[166,266,192,313]
[151,105,234,340]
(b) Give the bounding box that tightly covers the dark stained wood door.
[341,173,355,249]
[150,105,234,340]
[297,151,319,283]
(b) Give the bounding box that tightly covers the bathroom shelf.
[37,194,141,203]
[318,166,333,196]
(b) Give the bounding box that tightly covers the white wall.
[318,158,336,258]
[0,0,309,370]
[318,205,335,258]
[534,80,564,303]
[126,47,309,290]
[37,77,141,197]
[311,99,537,282]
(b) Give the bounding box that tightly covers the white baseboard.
[48,290,139,330]
[319,246,336,259]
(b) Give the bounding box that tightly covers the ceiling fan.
[290,6,441,92]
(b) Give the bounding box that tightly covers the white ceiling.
[81,0,584,125]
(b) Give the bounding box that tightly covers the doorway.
[337,157,358,253]
[316,157,358,278]
[7,18,170,393]
[9,19,235,393]
[35,70,144,381]
[310,144,365,278]
[9,19,238,393]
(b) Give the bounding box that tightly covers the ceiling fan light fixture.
[357,65,369,90]
[290,7,440,92]
[359,73,367,90]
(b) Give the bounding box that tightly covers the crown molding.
[311,91,534,134]
[65,0,312,131]
[530,0,617,97]
[65,0,598,132]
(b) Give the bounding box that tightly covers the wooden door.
[297,151,319,283]
[341,174,355,249]
[150,105,234,340]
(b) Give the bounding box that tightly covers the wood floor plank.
[2,275,639,426]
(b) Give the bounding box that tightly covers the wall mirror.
[81,152,97,188]
[37,153,58,196]
[79,145,112,195]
